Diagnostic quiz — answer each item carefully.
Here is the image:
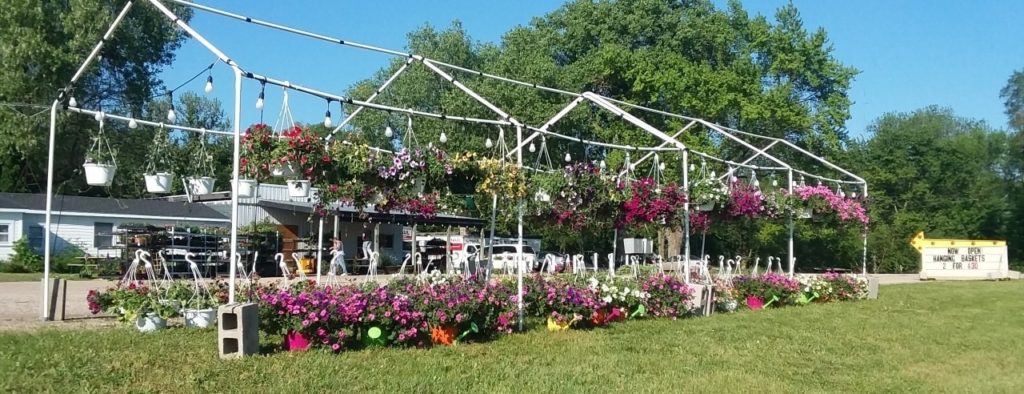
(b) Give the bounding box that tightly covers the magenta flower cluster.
[727,181,770,218]
[794,185,869,226]
[619,178,687,229]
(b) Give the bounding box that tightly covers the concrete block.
[218,303,259,359]
[44,278,67,321]
[1009,270,1021,280]
[867,277,879,300]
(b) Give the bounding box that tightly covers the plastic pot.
[144,172,172,193]
[697,201,715,212]
[83,163,116,187]
[797,207,812,219]
[237,179,258,198]
[286,179,311,198]
[183,308,217,329]
[271,163,297,178]
[188,177,216,195]
[135,314,167,333]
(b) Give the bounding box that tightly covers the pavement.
[0,273,1000,331]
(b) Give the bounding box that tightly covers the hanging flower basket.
[283,330,311,351]
[188,177,216,195]
[698,201,715,212]
[84,163,116,187]
[135,313,167,333]
[237,179,258,198]
[182,308,217,329]
[797,207,813,219]
[287,180,311,198]
[271,163,297,178]
[144,172,173,194]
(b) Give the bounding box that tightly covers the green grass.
[2,282,1023,393]
[0,273,81,282]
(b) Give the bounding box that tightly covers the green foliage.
[9,237,41,272]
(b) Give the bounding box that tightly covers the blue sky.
[159,1,1024,138]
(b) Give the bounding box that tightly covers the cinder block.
[218,303,259,359]
[867,277,879,300]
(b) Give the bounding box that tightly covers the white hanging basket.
[271,163,297,178]
[188,176,216,195]
[183,308,217,329]
[534,189,551,203]
[237,179,258,198]
[83,163,116,187]
[135,314,167,333]
[144,172,173,194]
[698,201,715,212]
[797,207,813,219]
[287,179,311,198]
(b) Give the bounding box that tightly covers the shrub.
[732,273,801,308]
[9,237,42,272]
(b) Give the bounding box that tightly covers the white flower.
[602,296,612,303]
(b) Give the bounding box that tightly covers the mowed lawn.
[1,281,1023,393]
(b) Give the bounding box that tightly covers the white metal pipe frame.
[39,0,869,321]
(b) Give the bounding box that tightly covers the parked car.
[487,244,538,272]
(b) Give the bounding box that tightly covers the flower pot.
[271,163,297,178]
[83,163,116,187]
[797,207,812,219]
[287,179,311,198]
[187,176,216,195]
[698,201,714,212]
[237,179,258,198]
[546,316,571,332]
[719,299,738,312]
[144,172,172,193]
[135,314,167,332]
[430,325,456,346]
[183,308,217,329]
[284,330,311,351]
[746,296,765,310]
[534,189,551,203]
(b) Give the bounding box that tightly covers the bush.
[731,273,801,308]
[0,261,31,273]
[9,237,42,272]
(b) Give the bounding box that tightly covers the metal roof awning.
[257,200,486,227]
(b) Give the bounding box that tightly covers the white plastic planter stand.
[183,308,217,329]
[83,163,116,187]
[135,314,167,333]
[271,163,297,178]
[144,172,172,193]
[237,179,258,198]
[188,177,216,195]
[287,179,311,198]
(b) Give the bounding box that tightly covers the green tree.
[0,0,191,195]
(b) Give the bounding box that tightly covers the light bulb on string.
[204,75,214,95]
[772,178,778,187]
[128,118,138,129]
[689,163,695,172]
[439,131,447,144]
[384,125,393,138]
[600,160,606,169]
[485,138,493,148]
[323,100,333,128]
[255,90,265,110]
[659,162,666,171]
[94,111,104,122]
[68,97,77,107]
[528,142,536,153]
[564,152,571,162]
[167,107,176,123]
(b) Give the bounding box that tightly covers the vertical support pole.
[487,194,498,280]
[316,216,324,285]
[445,225,452,274]
[682,148,690,284]
[412,224,419,275]
[515,124,525,332]
[787,170,795,278]
[42,100,58,321]
[228,66,243,304]
[333,214,339,239]
[610,229,617,276]
[862,182,869,277]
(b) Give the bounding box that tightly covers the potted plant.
[143,129,173,193]
[240,123,280,198]
[136,295,177,332]
[83,128,117,187]
[689,178,727,212]
[187,137,216,195]
[182,292,220,329]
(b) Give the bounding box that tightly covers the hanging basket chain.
[88,117,118,167]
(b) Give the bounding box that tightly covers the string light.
[528,142,536,153]
[255,82,265,110]
[600,160,606,169]
[564,152,571,162]
[323,100,333,128]
[485,138,493,148]
[68,97,77,107]
[204,75,214,95]
[439,131,447,144]
[384,125,393,138]
[166,92,176,123]
[128,118,138,129]
[93,111,104,121]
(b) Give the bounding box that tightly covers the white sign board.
[919,245,1008,280]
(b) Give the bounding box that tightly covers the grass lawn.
[0,273,81,282]
[1,281,1023,393]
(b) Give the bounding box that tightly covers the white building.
[0,192,228,261]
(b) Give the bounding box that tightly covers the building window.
[94,222,114,248]
[378,233,394,249]
[0,222,11,245]
[28,226,44,252]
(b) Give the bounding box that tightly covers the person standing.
[331,236,347,275]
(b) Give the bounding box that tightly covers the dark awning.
[257,200,486,227]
